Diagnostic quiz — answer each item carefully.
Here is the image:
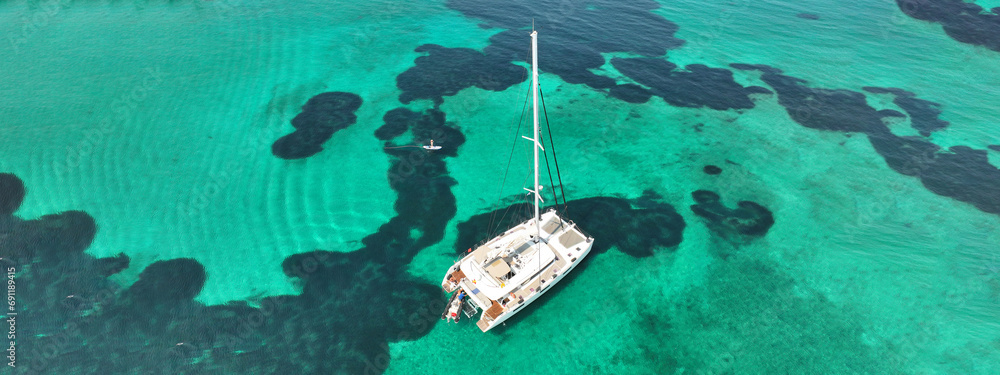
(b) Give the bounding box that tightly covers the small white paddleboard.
[422,139,442,150]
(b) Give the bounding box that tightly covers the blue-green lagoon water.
[1,0,999,373]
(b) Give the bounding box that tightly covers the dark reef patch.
[703,165,722,175]
[0,172,25,215]
[449,0,684,57]
[609,83,653,103]
[375,107,420,140]
[796,13,821,20]
[271,128,331,159]
[263,250,442,374]
[271,92,362,159]
[611,58,760,110]
[863,86,949,136]
[397,44,527,105]
[692,190,720,204]
[376,108,465,252]
[485,29,617,89]
[734,63,1000,216]
[690,190,775,237]
[4,210,98,263]
[881,142,1000,214]
[456,196,685,258]
[731,63,887,133]
[0,175,140,373]
[438,0,771,111]
[878,109,907,118]
[745,85,774,95]
[1,113,462,374]
[177,106,464,373]
[128,258,207,305]
[237,107,465,373]
[989,145,1000,152]
[380,108,466,158]
[1,111,464,373]
[447,0,693,102]
[894,0,1000,52]
[94,252,130,278]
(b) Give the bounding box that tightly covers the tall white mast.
[531,30,540,242]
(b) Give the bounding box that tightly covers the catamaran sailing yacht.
[440,30,594,332]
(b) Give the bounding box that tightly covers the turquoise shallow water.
[1,0,999,374]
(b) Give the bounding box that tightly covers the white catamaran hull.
[441,210,593,332]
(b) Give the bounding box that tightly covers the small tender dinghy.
[442,290,466,322]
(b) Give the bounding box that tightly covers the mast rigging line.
[539,87,568,216]
[490,166,534,244]
[539,117,560,212]
[484,30,570,245]
[486,71,532,240]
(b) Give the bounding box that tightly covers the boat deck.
[443,269,467,293]
[523,277,542,296]
[551,251,567,272]
[442,210,594,333]
[477,301,505,332]
[500,246,569,310]
[485,301,504,320]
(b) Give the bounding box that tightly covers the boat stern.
[441,263,465,293]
